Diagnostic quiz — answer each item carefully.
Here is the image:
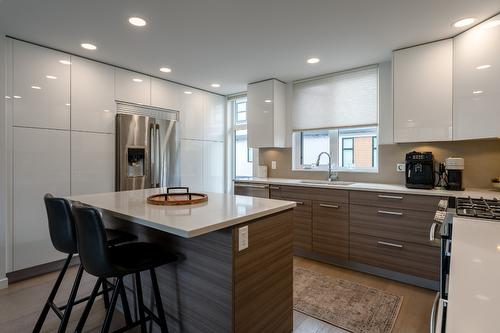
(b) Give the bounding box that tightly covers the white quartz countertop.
[234,177,499,199]
[68,188,296,238]
[446,217,500,332]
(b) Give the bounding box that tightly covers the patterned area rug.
[294,267,403,333]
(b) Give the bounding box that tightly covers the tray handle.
[166,187,191,200]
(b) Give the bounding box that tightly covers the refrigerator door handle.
[156,124,161,187]
[150,124,156,187]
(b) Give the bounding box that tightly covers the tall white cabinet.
[13,127,69,270]
[393,39,453,143]
[115,68,151,105]
[453,14,500,140]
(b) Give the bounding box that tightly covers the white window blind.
[292,66,378,131]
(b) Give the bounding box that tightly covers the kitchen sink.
[298,180,355,186]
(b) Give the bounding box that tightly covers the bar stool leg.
[57,264,84,333]
[150,268,169,333]
[135,272,148,333]
[33,253,73,333]
[101,278,122,333]
[75,278,103,333]
[102,279,110,309]
[119,280,133,326]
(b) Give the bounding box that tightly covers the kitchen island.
[69,188,296,333]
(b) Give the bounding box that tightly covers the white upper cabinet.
[247,79,286,148]
[203,141,224,193]
[151,78,182,111]
[393,39,453,143]
[453,14,500,140]
[204,93,225,142]
[71,131,115,196]
[115,68,151,105]
[13,127,69,270]
[12,40,70,130]
[71,57,116,133]
[179,89,204,140]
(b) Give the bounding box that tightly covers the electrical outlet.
[396,163,406,172]
[238,226,249,251]
[271,161,277,169]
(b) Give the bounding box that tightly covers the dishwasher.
[233,182,270,198]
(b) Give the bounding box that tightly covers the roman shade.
[292,66,378,131]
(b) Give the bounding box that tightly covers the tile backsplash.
[259,139,500,189]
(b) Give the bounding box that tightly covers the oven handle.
[429,292,440,333]
[429,222,438,241]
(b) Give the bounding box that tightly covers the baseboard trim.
[6,256,80,283]
[0,277,8,289]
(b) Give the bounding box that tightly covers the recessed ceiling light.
[211,83,220,88]
[453,18,476,28]
[13,95,22,99]
[483,20,500,29]
[184,91,192,95]
[31,85,42,90]
[307,57,320,64]
[5,95,11,99]
[103,109,110,113]
[59,60,71,65]
[65,103,71,106]
[128,17,147,27]
[473,90,484,94]
[81,43,97,50]
[476,64,491,70]
[46,75,57,80]
[264,99,272,103]
[132,78,143,83]
[160,67,171,73]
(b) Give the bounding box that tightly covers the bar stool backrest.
[72,204,113,277]
[44,194,78,254]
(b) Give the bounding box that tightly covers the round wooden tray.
[147,187,208,206]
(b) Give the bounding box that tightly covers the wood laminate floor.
[0,257,434,333]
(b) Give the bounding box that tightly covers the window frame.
[230,96,254,178]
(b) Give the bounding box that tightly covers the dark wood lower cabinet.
[312,201,349,262]
[349,232,440,281]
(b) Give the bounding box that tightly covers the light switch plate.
[238,226,249,251]
[271,161,277,169]
[396,163,406,172]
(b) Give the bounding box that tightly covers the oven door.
[430,292,447,333]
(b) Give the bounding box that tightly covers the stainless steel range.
[455,197,500,219]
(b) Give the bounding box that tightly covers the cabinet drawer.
[349,191,443,212]
[350,233,440,281]
[312,201,349,261]
[350,204,436,246]
[270,185,348,203]
[234,183,269,198]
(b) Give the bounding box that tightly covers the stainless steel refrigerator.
[116,113,180,191]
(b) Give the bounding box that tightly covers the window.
[293,127,378,172]
[230,97,253,177]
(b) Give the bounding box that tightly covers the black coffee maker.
[405,151,435,189]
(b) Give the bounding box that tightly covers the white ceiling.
[0,0,499,95]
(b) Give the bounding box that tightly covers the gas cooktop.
[455,197,500,220]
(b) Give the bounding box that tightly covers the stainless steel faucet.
[316,152,338,181]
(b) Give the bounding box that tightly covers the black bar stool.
[33,194,137,333]
[72,203,177,333]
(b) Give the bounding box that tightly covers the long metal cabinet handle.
[269,185,281,190]
[378,210,403,216]
[234,183,269,189]
[378,194,404,200]
[377,241,403,248]
[295,201,304,205]
[150,125,155,187]
[429,292,440,333]
[156,124,161,187]
[319,203,340,209]
[429,222,438,241]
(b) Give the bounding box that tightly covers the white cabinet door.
[13,127,69,270]
[393,40,453,142]
[115,68,151,105]
[71,57,116,133]
[151,78,182,111]
[453,14,500,140]
[204,93,225,142]
[247,80,274,147]
[378,61,394,145]
[71,131,115,196]
[12,41,70,130]
[179,90,204,140]
[203,141,224,193]
[179,139,203,192]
